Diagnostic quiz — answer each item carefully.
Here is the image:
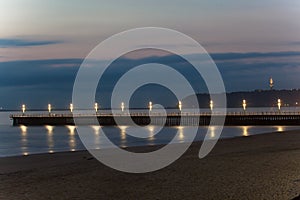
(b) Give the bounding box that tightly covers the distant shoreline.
[2,89,300,111]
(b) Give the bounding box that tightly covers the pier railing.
[9,110,300,118]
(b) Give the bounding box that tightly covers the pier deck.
[10,111,300,126]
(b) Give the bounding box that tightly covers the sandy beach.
[1,130,300,200]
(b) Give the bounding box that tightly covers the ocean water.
[1,110,300,157]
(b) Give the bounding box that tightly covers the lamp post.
[178,101,182,111]
[48,104,51,114]
[210,100,213,111]
[70,103,73,113]
[121,102,125,112]
[94,103,98,112]
[242,99,247,111]
[22,104,26,114]
[277,99,281,111]
[149,101,152,112]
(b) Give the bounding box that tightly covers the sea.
[1,107,300,157]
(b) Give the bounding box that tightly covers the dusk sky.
[1,0,300,109]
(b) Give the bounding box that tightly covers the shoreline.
[1,130,300,199]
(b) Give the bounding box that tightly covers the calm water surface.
[1,110,300,157]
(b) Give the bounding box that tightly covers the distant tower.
[269,77,274,90]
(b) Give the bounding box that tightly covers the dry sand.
[1,130,300,200]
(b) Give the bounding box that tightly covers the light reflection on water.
[177,126,184,142]
[46,125,54,153]
[91,125,100,135]
[67,125,76,152]
[119,126,127,148]
[209,126,216,139]
[91,126,101,150]
[0,124,299,157]
[67,125,75,135]
[242,126,249,137]
[146,126,156,146]
[19,125,28,156]
[20,125,27,134]
[277,126,284,132]
[45,125,54,134]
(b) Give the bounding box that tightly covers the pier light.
[210,100,213,111]
[277,99,281,110]
[48,104,51,113]
[242,99,247,111]
[94,103,98,112]
[149,101,152,111]
[178,101,182,111]
[70,103,73,113]
[121,102,125,112]
[22,104,26,114]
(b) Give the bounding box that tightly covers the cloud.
[120,50,300,63]
[210,51,300,61]
[0,58,82,109]
[0,38,63,48]
[1,51,300,109]
[288,41,300,46]
[0,58,82,87]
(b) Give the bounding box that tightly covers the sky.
[1,0,300,109]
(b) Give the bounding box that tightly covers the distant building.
[269,77,274,90]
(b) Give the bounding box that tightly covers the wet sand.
[1,130,300,199]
